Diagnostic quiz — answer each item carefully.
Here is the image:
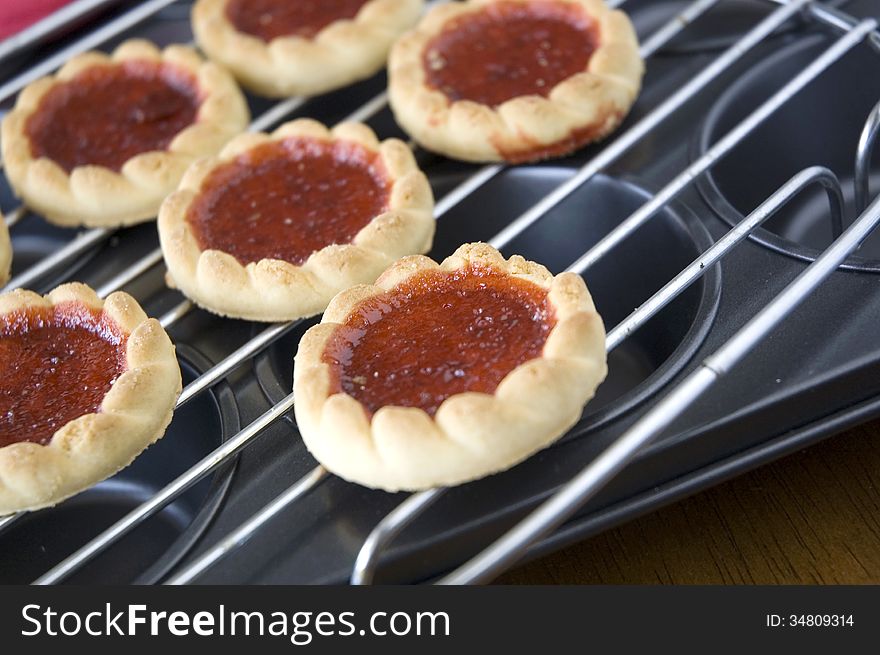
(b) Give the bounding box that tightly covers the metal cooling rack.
[0,0,878,585]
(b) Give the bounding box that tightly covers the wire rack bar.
[433,164,505,217]
[34,392,297,585]
[351,488,447,585]
[0,0,181,104]
[2,228,111,292]
[855,100,880,214]
[636,0,721,56]
[176,322,288,407]
[345,90,390,124]
[3,206,26,228]
[771,0,880,51]
[95,248,164,298]
[604,167,843,348]
[0,512,21,534]
[249,97,308,134]
[165,466,329,585]
[567,18,877,273]
[439,186,880,585]
[158,299,193,328]
[350,165,845,585]
[0,0,118,64]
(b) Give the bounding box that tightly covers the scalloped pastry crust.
[0,214,10,286]
[293,243,608,491]
[192,0,423,98]
[1,39,250,228]
[158,118,435,322]
[388,0,644,163]
[0,283,182,514]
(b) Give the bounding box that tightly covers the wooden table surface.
[499,418,880,584]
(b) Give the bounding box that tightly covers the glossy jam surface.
[26,60,201,173]
[323,264,556,416]
[187,137,391,266]
[423,1,599,107]
[0,303,127,448]
[226,0,371,41]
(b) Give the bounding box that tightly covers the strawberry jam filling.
[423,0,599,107]
[322,264,556,417]
[0,303,127,448]
[226,0,371,41]
[186,137,391,266]
[25,60,202,172]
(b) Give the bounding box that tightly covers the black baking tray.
[1,0,879,584]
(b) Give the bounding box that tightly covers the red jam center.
[186,137,391,266]
[25,60,201,173]
[226,0,371,41]
[322,264,556,417]
[0,303,127,448]
[424,1,599,107]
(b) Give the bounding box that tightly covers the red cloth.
[0,0,75,40]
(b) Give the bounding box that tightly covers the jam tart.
[0,283,181,514]
[1,39,250,228]
[193,0,422,98]
[294,243,607,491]
[388,0,643,163]
[158,118,435,322]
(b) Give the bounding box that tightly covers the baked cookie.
[294,243,607,491]
[388,0,643,163]
[192,0,423,98]
[0,215,11,286]
[0,283,182,514]
[1,39,250,228]
[158,118,435,322]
